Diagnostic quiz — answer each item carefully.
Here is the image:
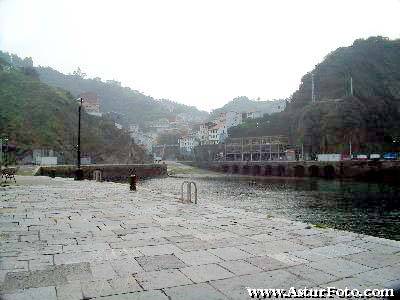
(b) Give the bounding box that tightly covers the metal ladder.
[181,181,198,204]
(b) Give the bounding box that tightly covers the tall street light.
[75,97,84,180]
[0,137,8,167]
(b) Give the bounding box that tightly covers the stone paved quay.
[0,176,399,299]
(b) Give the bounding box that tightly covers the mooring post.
[129,174,137,191]
[187,182,192,202]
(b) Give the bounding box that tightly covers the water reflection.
[142,176,400,240]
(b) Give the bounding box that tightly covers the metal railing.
[181,181,198,204]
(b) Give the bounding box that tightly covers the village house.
[79,92,102,117]
[178,135,199,154]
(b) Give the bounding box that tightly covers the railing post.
[187,182,191,202]
[180,181,198,204]
[191,182,197,204]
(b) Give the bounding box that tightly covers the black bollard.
[129,174,137,191]
[74,169,84,181]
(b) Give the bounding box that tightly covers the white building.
[208,122,227,145]
[242,111,263,120]
[197,122,214,145]
[150,118,170,133]
[179,135,199,154]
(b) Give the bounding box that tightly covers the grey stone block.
[110,259,143,277]
[245,256,288,271]
[180,264,235,283]
[135,254,186,271]
[164,282,229,300]
[98,290,168,300]
[134,269,192,290]
[136,244,183,256]
[308,258,372,277]
[56,282,83,300]
[218,260,262,276]
[1,286,57,300]
[1,263,91,293]
[208,247,254,260]
[174,250,222,266]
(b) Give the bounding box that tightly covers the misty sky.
[0,0,399,111]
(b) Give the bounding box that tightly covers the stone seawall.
[184,160,400,181]
[35,164,167,181]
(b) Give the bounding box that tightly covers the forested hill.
[0,56,149,164]
[230,37,400,155]
[36,66,208,125]
[210,96,286,118]
[289,36,400,110]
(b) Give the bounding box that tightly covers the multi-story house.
[208,122,227,145]
[242,110,263,120]
[197,122,214,145]
[178,135,199,154]
[79,92,102,117]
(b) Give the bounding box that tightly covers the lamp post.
[75,98,84,180]
[0,137,8,167]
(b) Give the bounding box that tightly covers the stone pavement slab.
[218,259,263,276]
[56,282,83,300]
[80,276,142,298]
[308,257,372,277]
[208,246,254,260]
[90,261,117,280]
[245,255,288,271]
[134,269,192,290]
[285,264,339,285]
[164,282,229,300]
[174,249,222,265]
[135,254,186,271]
[110,259,143,277]
[306,243,366,258]
[210,269,312,300]
[354,264,400,286]
[1,286,57,300]
[136,244,183,256]
[97,290,168,300]
[342,251,400,269]
[1,263,91,293]
[179,263,235,283]
[1,177,400,300]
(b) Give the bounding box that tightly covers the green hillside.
[230,37,400,154]
[210,96,286,119]
[0,58,148,164]
[36,66,209,125]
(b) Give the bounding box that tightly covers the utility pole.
[350,76,353,96]
[0,138,3,168]
[75,98,83,180]
[349,139,352,158]
[311,73,316,103]
[301,143,304,161]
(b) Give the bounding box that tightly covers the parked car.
[369,154,381,161]
[383,152,397,160]
[356,154,368,160]
[317,154,341,162]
